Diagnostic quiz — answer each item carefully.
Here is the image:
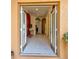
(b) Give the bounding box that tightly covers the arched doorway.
[42,18,46,34]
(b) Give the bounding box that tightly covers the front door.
[50,6,57,54]
[20,6,27,52]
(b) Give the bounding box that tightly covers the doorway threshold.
[20,53,57,57]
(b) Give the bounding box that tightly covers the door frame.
[18,2,60,57]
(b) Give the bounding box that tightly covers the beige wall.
[30,14,36,35]
[11,0,68,59]
[60,0,68,59]
[45,12,49,37]
[45,8,51,38]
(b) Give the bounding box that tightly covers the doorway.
[26,12,31,36]
[19,2,60,56]
[42,18,46,34]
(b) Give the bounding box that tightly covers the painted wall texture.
[11,0,68,59]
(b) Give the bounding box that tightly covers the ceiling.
[23,6,52,17]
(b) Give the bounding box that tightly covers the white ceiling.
[23,6,52,17]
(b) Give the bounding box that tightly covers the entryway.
[19,2,59,56]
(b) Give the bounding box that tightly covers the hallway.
[21,35,56,56]
[20,5,58,56]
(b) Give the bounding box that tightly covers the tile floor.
[21,35,56,56]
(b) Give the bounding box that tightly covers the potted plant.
[63,32,68,43]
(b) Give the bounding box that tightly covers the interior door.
[42,18,46,34]
[50,6,57,54]
[26,13,30,36]
[20,6,27,52]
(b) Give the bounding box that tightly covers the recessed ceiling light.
[36,8,39,11]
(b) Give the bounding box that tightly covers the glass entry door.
[50,6,57,54]
[20,6,27,52]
